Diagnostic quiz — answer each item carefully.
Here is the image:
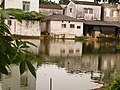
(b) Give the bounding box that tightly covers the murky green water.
[1,39,120,90]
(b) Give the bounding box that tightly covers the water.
[0,39,120,90]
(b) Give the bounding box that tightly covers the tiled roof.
[84,20,120,27]
[72,0,101,6]
[39,4,63,10]
[42,14,83,22]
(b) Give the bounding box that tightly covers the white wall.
[4,0,39,12]
[66,1,101,20]
[50,20,83,38]
[66,1,77,18]
[77,4,101,20]
[6,19,41,36]
[49,40,83,57]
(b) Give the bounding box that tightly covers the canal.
[0,39,120,90]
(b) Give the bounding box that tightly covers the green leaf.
[16,39,20,47]
[26,60,36,78]
[0,22,11,34]
[19,51,25,61]
[12,55,21,64]
[22,50,34,56]
[0,10,10,19]
[20,45,30,48]
[20,61,26,75]
[2,36,13,41]
[0,65,8,74]
[0,53,10,65]
[24,41,37,47]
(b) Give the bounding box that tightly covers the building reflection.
[1,63,37,90]
[1,39,120,90]
[39,39,120,86]
[39,39,83,57]
[23,39,41,55]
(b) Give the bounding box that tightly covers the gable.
[67,1,76,7]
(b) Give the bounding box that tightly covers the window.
[20,76,28,87]
[23,1,30,12]
[70,8,72,13]
[62,24,66,28]
[89,9,93,14]
[7,87,11,90]
[61,49,65,54]
[70,24,75,28]
[69,49,74,54]
[84,8,88,14]
[106,8,110,17]
[84,8,93,14]
[77,26,81,29]
[113,10,118,17]
[76,49,80,53]
[8,20,11,26]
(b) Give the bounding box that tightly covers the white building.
[6,19,41,37]
[3,0,41,37]
[41,14,83,38]
[4,0,39,12]
[65,0,101,20]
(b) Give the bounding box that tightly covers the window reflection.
[20,76,28,87]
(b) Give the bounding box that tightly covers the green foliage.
[94,0,119,4]
[106,76,120,90]
[26,60,36,78]
[0,8,37,77]
[59,0,69,5]
[39,0,57,4]
[1,8,46,21]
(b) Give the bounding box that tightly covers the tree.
[39,0,57,4]
[94,0,119,4]
[0,8,45,78]
[59,0,69,5]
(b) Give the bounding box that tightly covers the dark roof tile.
[40,4,63,10]
[42,14,83,22]
[72,0,101,6]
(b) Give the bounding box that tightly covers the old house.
[65,0,101,20]
[3,0,41,37]
[39,4,63,16]
[41,14,83,38]
[6,19,40,37]
[4,0,39,12]
[102,3,119,22]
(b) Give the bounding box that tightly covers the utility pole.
[50,78,52,90]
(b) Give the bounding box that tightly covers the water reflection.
[39,39,120,89]
[1,64,37,90]
[1,39,120,90]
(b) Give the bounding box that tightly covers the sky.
[51,0,59,3]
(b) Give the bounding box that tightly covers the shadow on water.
[1,39,120,90]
